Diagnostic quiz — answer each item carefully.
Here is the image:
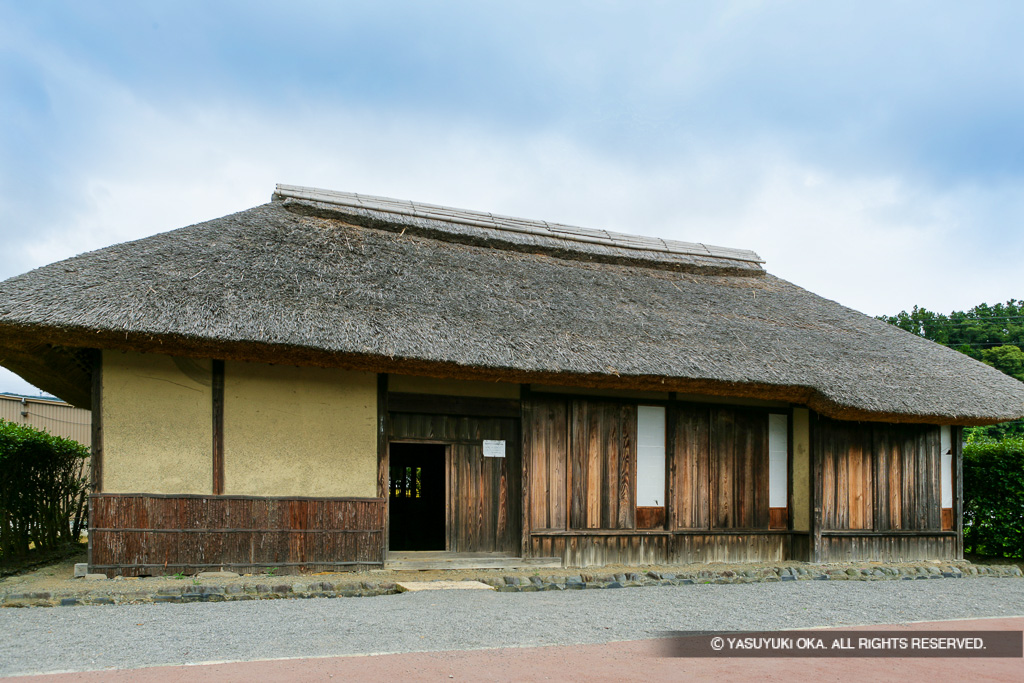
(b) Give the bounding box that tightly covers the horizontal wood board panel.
[89,494,385,576]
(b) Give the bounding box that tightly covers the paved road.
[5,618,1024,683]
[2,578,1023,678]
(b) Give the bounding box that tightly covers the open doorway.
[388,443,447,551]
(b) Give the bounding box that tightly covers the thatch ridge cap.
[273,183,764,265]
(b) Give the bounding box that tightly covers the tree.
[879,299,1024,438]
[981,345,1024,382]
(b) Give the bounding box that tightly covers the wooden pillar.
[520,383,532,558]
[90,350,103,493]
[809,412,823,563]
[953,425,964,559]
[377,373,390,555]
[211,360,225,495]
[88,349,102,574]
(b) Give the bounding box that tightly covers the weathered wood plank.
[637,506,666,529]
[89,494,386,576]
[669,404,709,529]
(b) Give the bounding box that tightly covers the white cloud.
[3,30,1023,394]
[7,95,1023,316]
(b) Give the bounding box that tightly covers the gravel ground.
[2,578,1023,677]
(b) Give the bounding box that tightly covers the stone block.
[73,563,89,578]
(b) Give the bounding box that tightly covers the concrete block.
[73,563,89,578]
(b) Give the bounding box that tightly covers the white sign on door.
[483,440,506,458]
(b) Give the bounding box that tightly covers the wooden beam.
[388,392,520,418]
[212,360,225,495]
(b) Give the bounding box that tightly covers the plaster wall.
[223,363,377,497]
[791,408,811,531]
[102,351,212,494]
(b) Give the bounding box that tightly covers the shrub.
[0,418,90,560]
[963,437,1024,558]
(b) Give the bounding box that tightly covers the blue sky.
[2,1,1023,394]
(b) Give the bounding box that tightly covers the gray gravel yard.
[2,578,1023,677]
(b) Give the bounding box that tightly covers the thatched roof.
[1,185,1022,424]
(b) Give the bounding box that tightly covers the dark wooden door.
[389,410,521,553]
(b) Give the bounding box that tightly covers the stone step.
[385,554,562,571]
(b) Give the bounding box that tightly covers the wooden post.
[90,350,103,493]
[212,360,225,495]
[953,426,964,559]
[377,373,389,556]
[88,350,103,575]
[520,384,531,558]
[809,412,823,563]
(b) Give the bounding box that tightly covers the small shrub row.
[0,419,89,561]
[963,437,1024,558]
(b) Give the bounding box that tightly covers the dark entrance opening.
[388,443,446,551]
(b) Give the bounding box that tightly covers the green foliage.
[962,438,1024,558]
[980,345,1024,382]
[878,299,1024,361]
[879,299,1024,438]
[0,418,90,561]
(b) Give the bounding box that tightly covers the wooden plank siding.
[818,418,942,533]
[814,416,956,562]
[569,400,636,530]
[667,403,710,529]
[526,398,568,531]
[710,408,769,530]
[89,494,385,576]
[388,410,521,554]
[529,532,792,567]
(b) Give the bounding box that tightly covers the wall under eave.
[223,362,377,497]
[102,351,212,494]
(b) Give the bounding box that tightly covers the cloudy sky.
[1,1,1022,395]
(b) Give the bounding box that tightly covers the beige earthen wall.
[102,351,212,494]
[223,362,377,497]
[791,408,811,531]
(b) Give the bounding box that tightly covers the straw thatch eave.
[1,195,1022,423]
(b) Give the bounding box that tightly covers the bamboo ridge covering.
[0,185,1023,424]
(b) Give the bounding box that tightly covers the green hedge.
[963,437,1024,558]
[0,418,90,560]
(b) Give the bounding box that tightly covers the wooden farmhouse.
[1,184,1022,576]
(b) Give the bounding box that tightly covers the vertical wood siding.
[569,400,637,530]
[526,398,568,530]
[815,417,954,562]
[89,494,385,576]
[667,403,710,529]
[818,418,942,532]
[710,409,769,529]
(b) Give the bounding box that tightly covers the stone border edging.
[2,563,1021,608]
